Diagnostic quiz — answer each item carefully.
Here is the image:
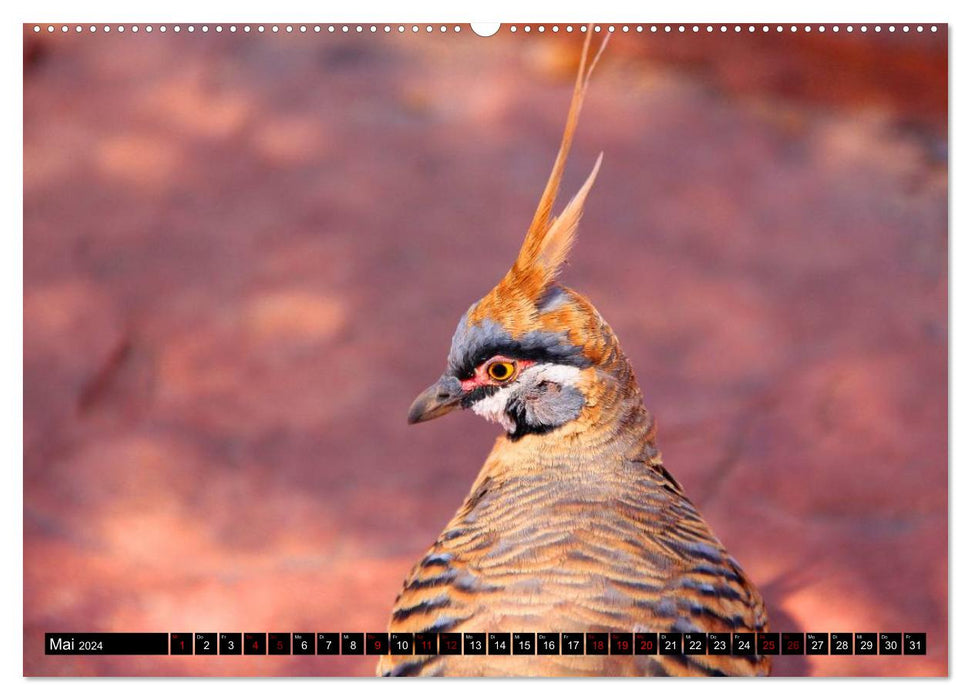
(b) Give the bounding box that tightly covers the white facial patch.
[470,387,517,432]
[470,363,582,433]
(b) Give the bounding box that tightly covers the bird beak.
[407,375,464,424]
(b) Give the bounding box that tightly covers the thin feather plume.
[539,151,603,276]
[506,27,609,298]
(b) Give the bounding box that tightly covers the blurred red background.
[23,24,947,676]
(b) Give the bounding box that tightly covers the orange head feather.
[466,30,610,363]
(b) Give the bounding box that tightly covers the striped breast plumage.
[377,411,770,677]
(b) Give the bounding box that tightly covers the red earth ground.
[23,25,947,676]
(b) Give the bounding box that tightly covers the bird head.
[408,33,627,439]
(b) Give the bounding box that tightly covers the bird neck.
[486,340,662,478]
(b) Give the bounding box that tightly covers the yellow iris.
[487,361,516,382]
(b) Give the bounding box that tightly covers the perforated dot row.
[30,23,940,35]
[510,24,937,34]
[30,24,466,34]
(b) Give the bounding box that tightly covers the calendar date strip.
[45,631,926,656]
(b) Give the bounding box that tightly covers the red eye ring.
[460,357,534,391]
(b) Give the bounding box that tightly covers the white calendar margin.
[3,0,962,698]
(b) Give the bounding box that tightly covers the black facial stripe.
[447,315,591,381]
[460,384,500,409]
[505,402,559,441]
[508,421,558,441]
[460,344,585,380]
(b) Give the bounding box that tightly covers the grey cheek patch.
[513,382,585,428]
[504,371,586,438]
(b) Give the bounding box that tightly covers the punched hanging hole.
[470,23,501,37]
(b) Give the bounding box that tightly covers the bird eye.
[487,360,516,382]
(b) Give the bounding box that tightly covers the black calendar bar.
[45,633,169,655]
[44,631,927,656]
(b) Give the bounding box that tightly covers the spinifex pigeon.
[378,32,770,677]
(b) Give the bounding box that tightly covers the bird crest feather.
[503,29,608,301]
